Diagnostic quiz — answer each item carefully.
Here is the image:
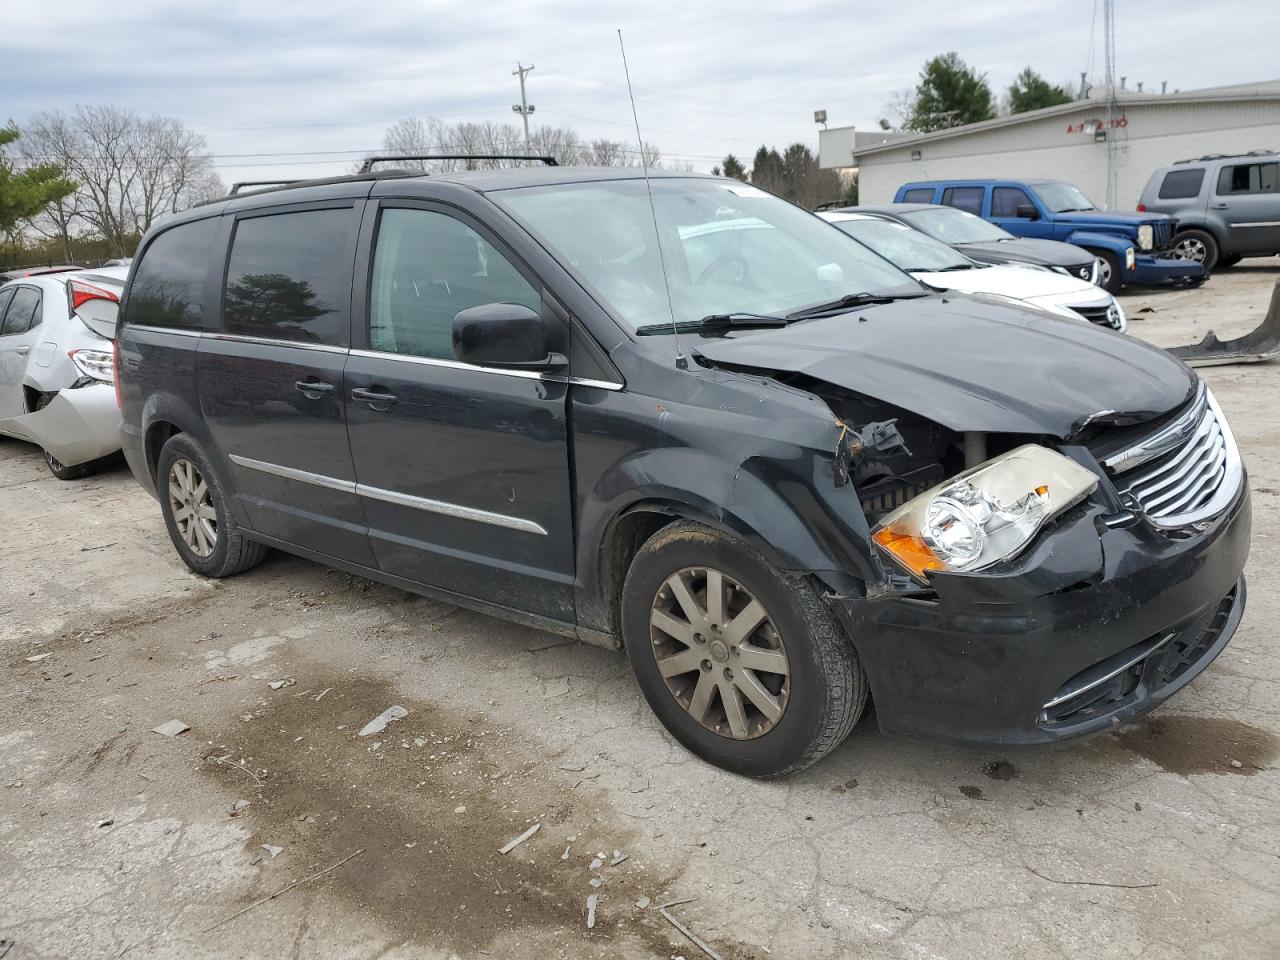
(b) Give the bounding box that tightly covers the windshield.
[831,218,974,272]
[899,207,1013,244]
[1031,182,1097,213]
[494,178,921,332]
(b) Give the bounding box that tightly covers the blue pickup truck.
[893,179,1206,293]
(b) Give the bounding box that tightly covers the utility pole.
[512,63,535,155]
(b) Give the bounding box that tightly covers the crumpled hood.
[956,237,1092,269]
[1055,210,1172,229]
[694,294,1195,437]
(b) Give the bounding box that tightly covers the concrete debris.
[585,894,598,929]
[589,877,603,888]
[261,844,283,859]
[151,719,190,737]
[590,857,604,870]
[558,761,587,772]
[610,851,629,866]
[499,822,541,855]
[24,653,52,663]
[454,805,467,814]
[358,705,408,737]
[635,896,651,909]
[96,818,114,828]
[229,800,251,817]
[268,678,295,690]
[1230,759,1243,769]
[561,845,571,860]
[314,688,332,702]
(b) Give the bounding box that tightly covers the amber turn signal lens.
[872,528,944,578]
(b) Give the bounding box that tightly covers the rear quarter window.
[900,188,934,204]
[1158,169,1205,199]
[223,208,354,346]
[126,217,219,329]
[0,286,42,335]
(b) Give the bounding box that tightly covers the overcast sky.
[5,0,1277,184]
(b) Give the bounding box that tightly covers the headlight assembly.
[1137,225,1154,251]
[872,445,1098,579]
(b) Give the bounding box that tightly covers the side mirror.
[1015,203,1040,221]
[452,303,566,370]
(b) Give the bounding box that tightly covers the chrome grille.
[1074,304,1124,330]
[1152,219,1173,250]
[1103,385,1241,526]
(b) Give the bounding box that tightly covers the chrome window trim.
[121,324,203,339]
[1102,382,1206,474]
[227,454,548,535]
[348,347,623,390]
[204,331,349,354]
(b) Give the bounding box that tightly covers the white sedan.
[819,211,1126,332]
[0,265,126,478]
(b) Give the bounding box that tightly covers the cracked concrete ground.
[2,263,1279,960]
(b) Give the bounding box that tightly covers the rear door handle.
[351,386,398,410]
[295,379,335,398]
[15,346,30,356]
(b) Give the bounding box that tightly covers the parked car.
[1139,150,1280,270]
[0,265,126,478]
[0,264,84,283]
[895,179,1205,293]
[114,167,1248,777]
[818,211,1126,331]
[847,203,1101,283]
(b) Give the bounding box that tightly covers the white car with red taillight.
[0,265,127,478]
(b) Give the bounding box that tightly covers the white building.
[820,80,1280,208]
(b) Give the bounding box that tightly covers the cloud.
[7,0,1276,181]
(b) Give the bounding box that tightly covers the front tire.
[44,450,90,481]
[1094,250,1123,294]
[157,433,266,578]
[1173,229,1220,271]
[621,520,867,778]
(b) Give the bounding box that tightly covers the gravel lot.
[2,262,1278,960]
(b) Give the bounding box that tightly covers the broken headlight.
[871,445,1098,579]
[69,348,114,383]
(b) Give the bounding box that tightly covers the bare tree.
[375,117,662,170]
[21,105,222,256]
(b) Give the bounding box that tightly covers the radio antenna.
[617,29,686,369]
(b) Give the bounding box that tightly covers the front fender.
[1065,230,1133,255]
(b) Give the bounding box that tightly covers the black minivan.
[114,165,1250,777]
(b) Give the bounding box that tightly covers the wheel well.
[599,509,679,637]
[145,420,181,483]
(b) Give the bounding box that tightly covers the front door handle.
[295,379,335,399]
[1211,203,1229,210]
[351,386,398,410]
[15,346,30,356]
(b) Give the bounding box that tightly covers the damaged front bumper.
[0,383,122,466]
[832,482,1250,747]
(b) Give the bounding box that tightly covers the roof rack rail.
[357,153,559,173]
[229,179,305,194]
[1174,149,1277,164]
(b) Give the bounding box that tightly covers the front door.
[196,202,375,566]
[344,201,576,623]
[1213,160,1280,254]
[990,186,1052,239]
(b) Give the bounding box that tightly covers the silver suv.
[1139,150,1279,270]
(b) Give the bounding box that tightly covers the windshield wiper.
[634,312,788,336]
[785,291,926,321]
[933,263,977,271]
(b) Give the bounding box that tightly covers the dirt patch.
[1108,714,1280,776]
[195,670,756,958]
[982,760,1018,781]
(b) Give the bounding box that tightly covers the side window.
[0,286,41,336]
[991,186,1034,217]
[941,186,985,215]
[1158,169,1205,199]
[224,208,354,346]
[1217,162,1279,195]
[369,208,540,360]
[126,217,219,330]
[0,288,15,328]
[901,188,934,204]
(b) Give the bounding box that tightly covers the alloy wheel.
[168,458,217,558]
[1096,256,1112,286]
[1174,236,1207,263]
[649,566,790,739]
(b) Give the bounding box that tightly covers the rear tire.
[1094,250,1123,294]
[620,520,867,778]
[1173,229,1220,271]
[44,450,91,481]
[157,433,266,578]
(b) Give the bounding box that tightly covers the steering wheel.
[695,254,749,286]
